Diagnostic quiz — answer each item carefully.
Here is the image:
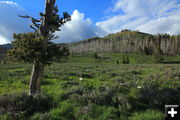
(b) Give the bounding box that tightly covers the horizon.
[0,0,180,44]
[0,29,180,45]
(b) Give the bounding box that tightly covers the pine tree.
[8,0,70,95]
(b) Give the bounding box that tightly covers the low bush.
[0,92,55,119]
[78,104,120,120]
[144,47,154,55]
[30,112,50,120]
[130,109,164,120]
[130,85,180,111]
[49,102,75,120]
[122,55,130,64]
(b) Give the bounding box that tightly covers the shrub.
[81,73,94,78]
[94,52,110,59]
[0,114,13,120]
[153,44,164,63]
[130,86,180,111]
[30,102,75,120]
[144,47,154,55]
[0,92,55,118]
[61,81,79,88]
[49,102,75,120]
[30,113,51,120]
[94,52,99,59]
[78,104,120,120]
[63,85,131,112]
[116,59,120,64]
[122,55,130,64]
[153,51,164,63]
[130,109,164,120]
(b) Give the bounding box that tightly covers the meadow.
[0,53,180,120]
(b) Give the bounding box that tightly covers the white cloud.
[0,36,8,44]
[54,10,106,43]
[0,1,29,44]
[0,2,106,44]
[1,0,180,44]
[137,11,180,34]
[97,0,180,35]
[0,1,17,5]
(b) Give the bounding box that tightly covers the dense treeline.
[69,30,180,55]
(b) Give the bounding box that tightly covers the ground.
[0,53,180,120]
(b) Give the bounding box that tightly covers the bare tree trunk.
[40,0,56,52]
[29,62,43,95]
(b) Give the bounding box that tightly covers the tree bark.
[40,0,56,52]
[29,62,43,95]
[29,0,56,95]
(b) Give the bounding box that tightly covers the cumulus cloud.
[97,0,180,35]
[0,1,106,44]
[0,36,8,44]
[1,0,180,44]
[55,10,106,43]
[0,1,30,44]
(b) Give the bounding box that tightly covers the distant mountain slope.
[69,30,180,55]
[0,43,12,49]
[0,44,12,54]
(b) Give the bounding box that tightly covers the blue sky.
[8,0,112,23]
[0,0,180,44]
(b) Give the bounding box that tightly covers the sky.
[0,0,180,44]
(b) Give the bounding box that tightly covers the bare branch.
[39,12,45,17]
[29,24,37,31]
[52,36,59,40]
[18,15,31,18]
[31,17,42,22]
[18,15,42,22]
[32,20,40,28]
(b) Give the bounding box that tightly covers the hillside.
[0,32,180,119]
[0,53,180,119]
[0,44,12,53]
[69,30,180,55]
[0,44,12,61]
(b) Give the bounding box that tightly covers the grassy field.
[0,53,180,120]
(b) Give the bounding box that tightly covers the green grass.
[130,109,164,120]
[66,52,180,64]
[0,53,180,119]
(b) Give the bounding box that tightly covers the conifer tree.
[8,0,71,95]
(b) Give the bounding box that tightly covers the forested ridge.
[69,30,180,55]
